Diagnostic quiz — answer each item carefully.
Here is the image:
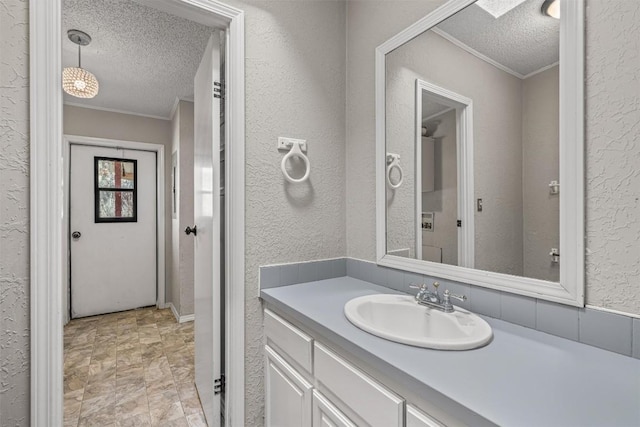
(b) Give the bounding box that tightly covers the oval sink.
[344,294,492,350]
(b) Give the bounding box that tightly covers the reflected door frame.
[62,135,166,323]
[415,79,474,268]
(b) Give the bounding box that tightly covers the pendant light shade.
[63,29,99,99]
[541,0,560,19]
[63,66,99,98]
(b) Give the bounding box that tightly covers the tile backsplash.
[259,257,640,359]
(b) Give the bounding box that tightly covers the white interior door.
[194,32,222,427]
[69,144,157,318]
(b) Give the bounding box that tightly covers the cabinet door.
[265,345,313,427]
[312,390,356,427]
[407,404,445,427]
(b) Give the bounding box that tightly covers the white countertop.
[261,277,640,427]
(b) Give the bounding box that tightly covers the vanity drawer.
[264,308,313,374]
[314,342,404,427]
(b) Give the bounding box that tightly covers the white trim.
[170,97,181,120]
[376,0,584,307]
[415,80,474,269]
[168,302,196,323]
[30,1,245,426]
[64,101,172,121]
[62,135,166,315]
[30,0,63,423]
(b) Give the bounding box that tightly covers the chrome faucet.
[409,282,467,313]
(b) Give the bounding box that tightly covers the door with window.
[69,144,157,318]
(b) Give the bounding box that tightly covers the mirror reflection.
[385,0,560,282]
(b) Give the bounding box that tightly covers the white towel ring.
[386,153,403,189]
[281,141,310,183]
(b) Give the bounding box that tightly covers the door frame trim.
[63,136,167,321]
[29,1,245,425]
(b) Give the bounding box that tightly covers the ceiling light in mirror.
[475,0,528,18]
[541,0,560,19]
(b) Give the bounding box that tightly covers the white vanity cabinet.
[407,405,445,427]
[264,308,448,427]
[312,390,357,427]
[313,342,404,427]
[265,345,313,427]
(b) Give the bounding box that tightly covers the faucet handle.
[409,283,428,291]
[432,281,440,291]
[443,289,466,302]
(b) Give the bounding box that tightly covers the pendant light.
[541,0,560,19]
[63,29,99,98]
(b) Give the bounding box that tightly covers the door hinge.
[457,220,462,227]
[214,81,224,99]
[214,374,226,395]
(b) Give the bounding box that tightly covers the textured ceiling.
[62,0,214,118]
[421,93,450,122]
[436,0,559,77]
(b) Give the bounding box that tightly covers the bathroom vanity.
[261,277,640,427]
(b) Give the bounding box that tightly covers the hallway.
[63,308,206,426]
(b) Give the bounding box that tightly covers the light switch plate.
[278,137,307,152]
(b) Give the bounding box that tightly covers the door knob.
[185,226,197,236]
[72,231,81,240]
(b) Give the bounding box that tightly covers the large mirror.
[376,0,584,305]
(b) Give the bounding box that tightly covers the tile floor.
[63,307,207,427]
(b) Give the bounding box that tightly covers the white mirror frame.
[376,0,584,306]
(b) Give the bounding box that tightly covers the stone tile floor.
[63,307,207,426]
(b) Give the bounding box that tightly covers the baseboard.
[167,302,195,323]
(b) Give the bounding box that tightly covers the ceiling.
[62,0,215,119]
[435,0,559,78]
[421,93,451,123]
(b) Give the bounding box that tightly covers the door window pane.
[97,158,136,189]
[95,157,137,222]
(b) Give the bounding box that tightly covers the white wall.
[0,1,30,423]
[169,100,195,317]
[522,65,560,282]
[422,109,458,265]
[584,0,640,313]
[224,0,347,423]
[63,105,173,309]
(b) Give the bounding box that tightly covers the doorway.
[68,144,158,318]
[30,0,246,426]
[415,79,475,269]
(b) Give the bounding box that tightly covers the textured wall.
[383,28,525,276]
[0,0,30,425]
[522,65,560,282]
[224,0,347,424]
[584,0,640,314]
